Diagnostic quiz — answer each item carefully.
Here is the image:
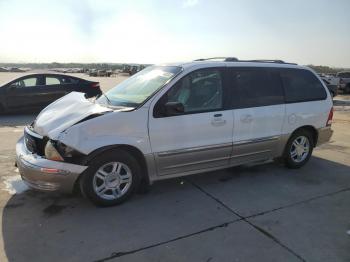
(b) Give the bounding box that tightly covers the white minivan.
[16,58,334,206]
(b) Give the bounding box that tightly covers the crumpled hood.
[33,92,112,138]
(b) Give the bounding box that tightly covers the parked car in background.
[321,79,338,97]
[122,64,146,75]
[16,59,333,206]
[337,71,350,93]
[319,73,339,86]
[0,67,29,72]
[97,70,112,77]
[88,69,112,77]
[88,69,98,77]
[0,73,101,113]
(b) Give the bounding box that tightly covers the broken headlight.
[56,141,78,158]
[45,140,85,164]
[44,141,64,161]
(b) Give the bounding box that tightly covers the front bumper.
[317,127,333,146]
[16,136,87,193]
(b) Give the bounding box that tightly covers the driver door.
[149,68,233,176]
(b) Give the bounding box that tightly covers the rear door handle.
[240,114,253,123]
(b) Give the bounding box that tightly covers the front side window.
[231,68,284,108]
[12,77,38,88]
[166,69,223,113]
[97,66,181,108]
[280,69,326,102]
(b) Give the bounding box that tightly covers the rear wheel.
[80,149,142,206]
[284,130,314,169]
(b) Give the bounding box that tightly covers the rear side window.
[231,68,284,108]
[46,77,61,85]
[280,69,326,103]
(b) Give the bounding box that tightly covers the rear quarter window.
[280,69,327,103]
[46,77,60,85]
[61,77,79,84]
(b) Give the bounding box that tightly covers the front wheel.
[80,149,142,206]
[284,130,313,169]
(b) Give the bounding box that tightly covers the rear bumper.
[317,127,333,146]
[16,136,87,193]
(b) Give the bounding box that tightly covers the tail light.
[91,82,100,88]
[326,107,333,126]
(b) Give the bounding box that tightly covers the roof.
[160,60,306,71]
[0,72,85,87]
[9,72,81,78]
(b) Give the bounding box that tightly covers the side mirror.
[164,101,184,116]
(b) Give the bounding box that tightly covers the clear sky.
[0,0,349,67]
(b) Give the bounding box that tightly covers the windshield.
[97,66,182,107]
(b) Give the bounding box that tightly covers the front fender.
[56,108,152,156]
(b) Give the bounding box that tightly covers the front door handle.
[240,114,253,123]
[211,114,226,126]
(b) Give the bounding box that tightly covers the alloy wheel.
[93,161,132,200]
[290,136,310,163]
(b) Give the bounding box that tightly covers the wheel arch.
[288,125,318,147]
[73,144,150,194]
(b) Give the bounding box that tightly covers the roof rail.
[244,59,285,63]
[242,60,298,65]
[194,57,239,62]
[194,57,297,65]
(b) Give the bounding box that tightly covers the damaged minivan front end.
[16,132,87,192]
[16,92,114,193]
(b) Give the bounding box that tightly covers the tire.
[80,149,142,206]
[283,129,314,169]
